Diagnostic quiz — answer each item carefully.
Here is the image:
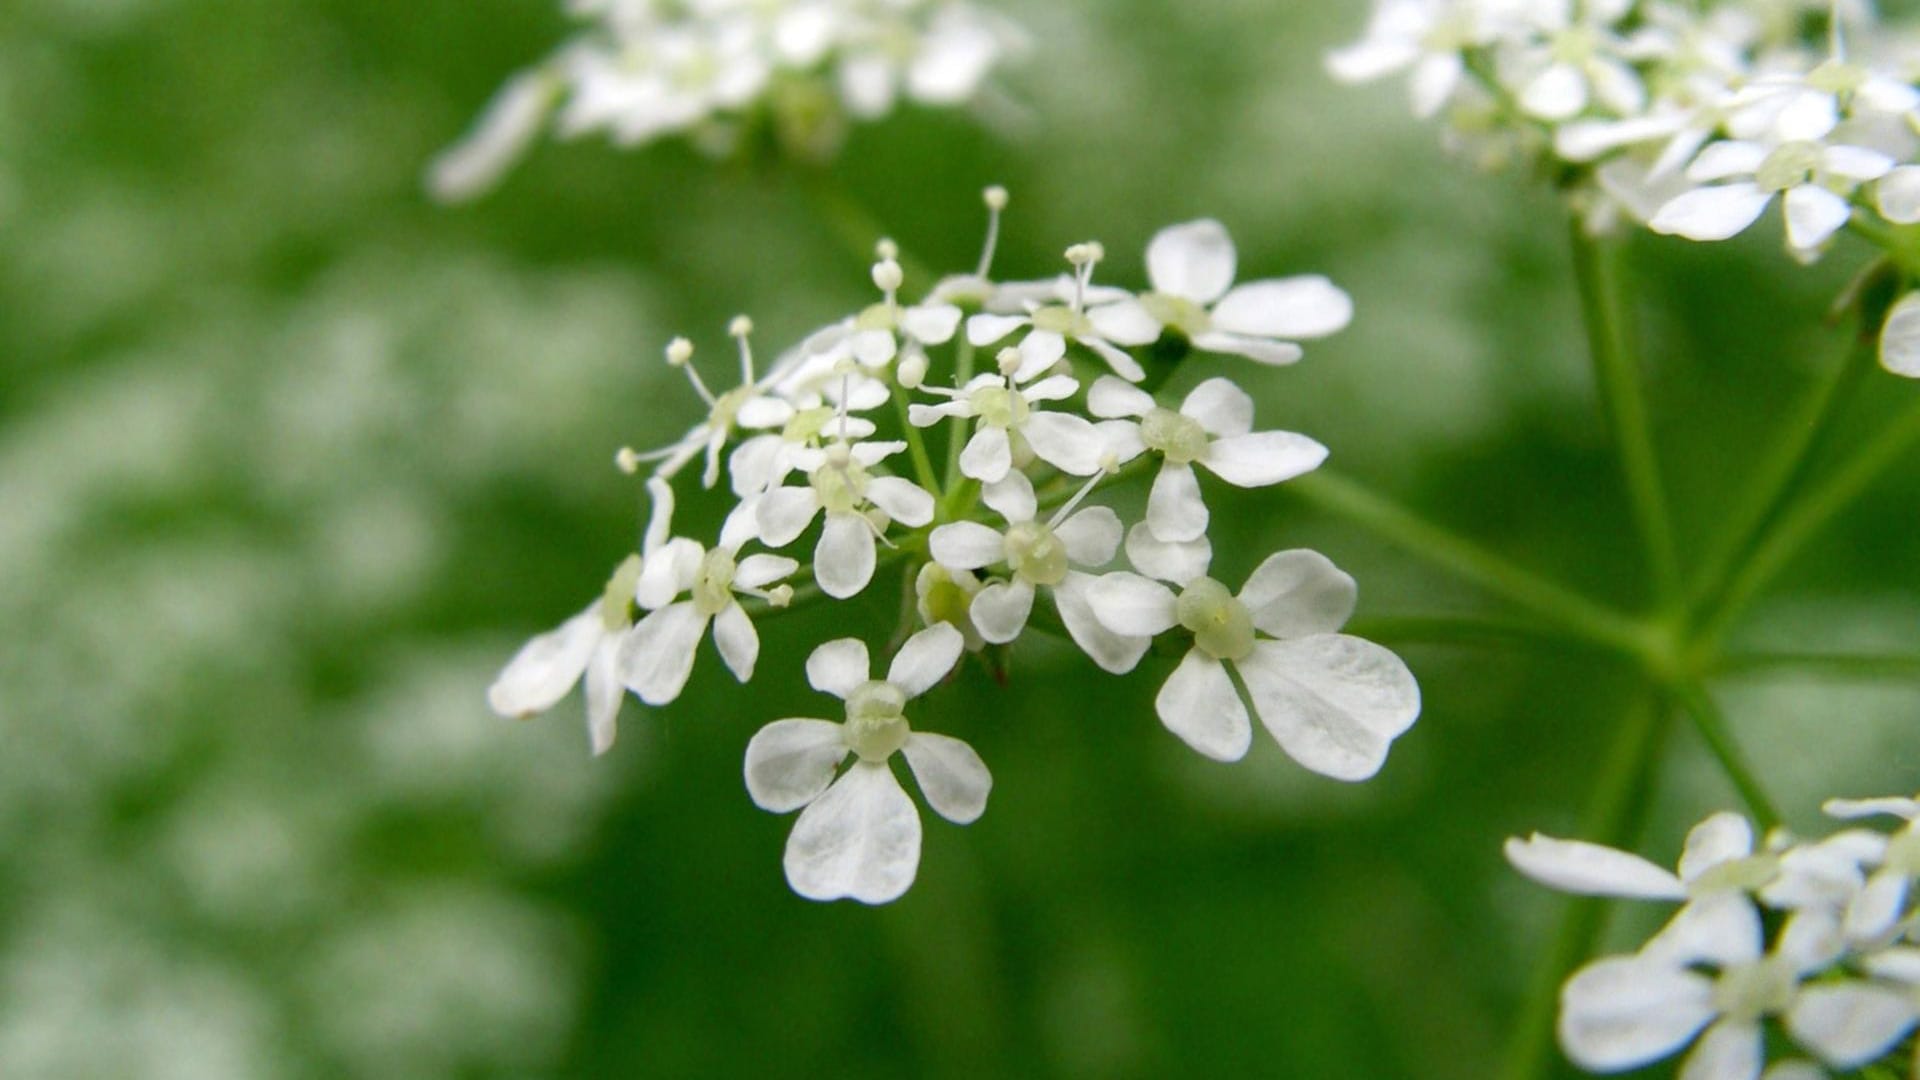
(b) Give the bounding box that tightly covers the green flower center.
[811,454,871,515]
[854,302,899,332]
[1756,141,1823,193]
[1807,59,1864,96]
[1178,577,1255,662]
[1141,292,1212,337]
[1712,958,1796,1024]
[918,564,978,634]
[1004,521,1069,586]
[1029,305,1093,337]
[600,553,644,631]
[970,383,1030,429]
[783,405,834,443]
[692,548,738,617]
[1886,828,1920,875]
[1140,407,1210,464]
[1688,854,1780,895]
[845,680,910,762]
[711,384,757,431]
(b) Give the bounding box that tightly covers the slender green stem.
[1567,219,1681,604]
[1696,396,1920,647]
[1288,471,1656,661]
[1715,651,1920,681]
[1687,325,1872,619]
[1848,212,1920,278]
[893,382,941,498]
[1668,681,1782,831]
[944,337,976,492]
[1500,693,1671,1080]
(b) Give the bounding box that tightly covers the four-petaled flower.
[1131,219,1355,365]
[756,436,937,599]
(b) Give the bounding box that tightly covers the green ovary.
[845,680,910,762]
[692,548,737,617]
[811,459,870,515]
[1003,522,1069,586]
[1140,407,1209,464]
[1178,577,1255,662]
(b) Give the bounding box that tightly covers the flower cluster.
[487,189,1422,902]
[429,0,1025,201]
[1507,795,1920,1078]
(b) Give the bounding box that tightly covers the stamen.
[872,257,904,309]
[996,346,1022,378]
[1047,468,1107,528]
[729,315,756,384]
[976,185,1008,278]
[614,446,642,474]
[666,336,717,406]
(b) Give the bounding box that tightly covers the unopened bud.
[896,351,928,389]
[665,337,694,366]
[996,347,1022,377]
[767,584,795,609]
[871,258,904,294]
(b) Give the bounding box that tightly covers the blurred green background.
[4,1,1918,1076]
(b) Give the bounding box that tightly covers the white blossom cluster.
[1331,0,1920,375]
[1506,795,1920,1079]
[487,191,1423,903]
[428,0,1025,202]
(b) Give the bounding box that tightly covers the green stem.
[1715,651,1920,681]
[1696,396,1920,647]
[1848,212,1920,278]
[893,382,942,498]
[1288,471,1655,661]
[1499,693,1671,1080]
[1687,325,1872,620]
[1668,681,1782,831]
[944,336,977,492]
[1568,219,1681,604]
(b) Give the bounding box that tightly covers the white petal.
[967,313,1029,347]
[902,732,992,824]
[1878,166,1920,225]
[1180,377,1254,438]
[1787,984,1920,1068]
[756,486,824,547]
[1088,375,1155,419]
[783,763,921,904]
[744,718,847,812]
[1503,834,1688,900]
[712,602,759,683]
[981,471,1037,524]
[427,71,553,202]
[1678,812,1754,882]
[734,553,798,590]
[815,513,878,599]
[1777,906,1845,975]
[487,603,600,719]
[1190,331,1306,365]
[1210,276,1354,340]
[1147,461,1208,543]
[806,638,871,698]
[1081,337,1147,382]
[1021,374,1080,403]
[736,395,794,429]
[1238,549,1357,639]
[1590,58,1646,117]
[1679,1020,1762,1080]
[1651,184,1773,242]
[583,634,624,756]
[887,622,964,698]
[866,476,936,528]
[851,329,896,368]
[1014,329,1068,382]
[615,602,708,707]
[1096,419,1147,465]
[1156,650,1252,762]
[970,579,1035,643]
[1844,870,1911,944]
[909,400,970,426]
[1146,219,1238,304]
[1521,62,1588,121]
[1776,92,1838,143]
[1687,141,1769,182]
[1023,412,1104,476]
[1784,184,1851,252]
[930,521,1007,571]
[1409,51,1464,118]
[1236,635,1420,781]
[1088,299,1164,347]
[1643,894,1764,968]
[1086,571,1179,637]
[901,303,962,345]
[959,425,1013,483]
[1201,431,1328,488]
[1055,571,1153,675]
[1822,145,1894,182]
[635,536,702,610]
[1055,506,1123,567]
[1864,947,1920,984]
[1325,37,1419,84]
[1824,796,1920,821]
[1558,957,1715,1072]
[1125,521,1212,586]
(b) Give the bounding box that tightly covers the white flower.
[742,623,988,904]
[614,504,798,707]
[1086,536,1420,777]
[1558,897,1909,1078]
[1326,0,1503,118]
[633,325,797,488]
[486,477,681,754]
[755,436,936,599]
[1090,374,1328,543]
[965,242,1161,382]
[1651,136,1894,253]
[915,560,987,651]
[927,471,1139,670]
[837,4,1024,118]
[1505,811,1781,902]
[1130,220,1355,366]
[908,358,1101,483]
[1727,61,1920,145]
[1822,794,1920,945]
[804,252,964,381]
[1498,0,1645,122]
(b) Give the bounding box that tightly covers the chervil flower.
[927,471,1140,670]
[755,435,936,599]
[487,477,680,753]
[965,242,1160,382]
[632,323,797,488]
[1727,61,1920,145]
[1127,220,1355,366]
[1823,794,1920,944]
[1503,0,1646,122]
[1325,0,1507,118]
[908,352,1102,483]
[1090,374,1328,543]
[742,624,988,904]
[1086,538,1419,777]
[1505,811,1784,902]
[1651,136,1894,254]
[836,4,1024,119]
[1557,897,1914,1078]
[614,506,798,707]
[804,250,964,381]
